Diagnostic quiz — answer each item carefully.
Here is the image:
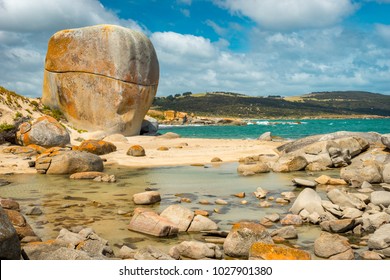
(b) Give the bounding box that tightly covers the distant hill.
[152,91,390,118]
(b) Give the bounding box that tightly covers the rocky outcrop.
[73,140,116,155]
[42,24,159,136]
[16,116,70,148]
[36,150,104,174]
[170,241,222,260]
[128,208,179,237]
[249,243,311,260]
[0,206,21,260]
[223,222,273,258]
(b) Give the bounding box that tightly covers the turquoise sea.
[159,118,390,139]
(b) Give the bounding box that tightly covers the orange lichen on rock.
[249,243,311,260]
[73,140,117,155]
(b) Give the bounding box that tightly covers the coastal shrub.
[42,105,65,121]
[0,123,15,132]
[14,112,23,120]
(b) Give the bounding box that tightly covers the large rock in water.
[36,150,104,174]
[16,116,70,148]
[42,24,159,136]
[0,206,21,259]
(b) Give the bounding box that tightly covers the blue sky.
[0,0,389,97]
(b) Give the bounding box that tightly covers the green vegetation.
[14,112,23,120]
[152,91,390,118]
[42,105,65,121]
[0,123,15,132]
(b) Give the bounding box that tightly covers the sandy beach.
[0,136,284,174]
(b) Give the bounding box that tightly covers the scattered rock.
[272,154,308,172]
[342,208,363,219]
[359,251,382,260]
[16,116,70,148]
[215,199,228,205]
[292,178,317,188]
[128,208,178,237]
[102,134,128,143]
[171,241,222,259]
[0,198,20,210]
[127,145,146,157]
[132,191,161,205]
[264,213,280,222]
[368,224,390,250]
[223,222,274,258]
[341,160,382,184]
[290,188,324,215]
[134,246,174,260]
[271,226,298,239]
[381,134,390,149]
[280,214,303,226]
[370,191,390,207]
[237,162,270,174]
[0,207,21,259]
[160,205,194,232]
[258,132,272,141]
[157,146,169,151]
[259,201,272,207]
[362,212,390,232]
[69,171,106,180]
[211,157,222,162]
[0,179,11,187]
[320,219,356,233]
[249,243,311,260]
[159,132,180,139]
[233,192,245,198]
[187,215,218,232]
[36,150,104,175]
[25,207,43,216]
[253,187,268,199]
[73,140,116,155]
[314,232,353,259]
[327,189,366,210]
[118,245,136,259]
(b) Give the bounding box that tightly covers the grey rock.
[361,181,373,189]
[271,226,298,239]
[171,241,222,259]
[264,213,280,222]
[56,228,85,247]
[117,245,136,259]
[359,251,383,260]
[327,189,366,210]
[381,134,390,149]
[308,212,321,224]
[187,215,218,232]
[321,200,343,217]
[371,191,390,207]
[258,132,272,141]
[292,178,317,187]
[132,191,161,205]
[362,212,390,232]
[340,160,382,184]
[314,232,352,259]
[160,205,194,232]
[368,224,390,250]
[272,154,308,172]
[382,163,390,183]
[290,188,324,215]
[320,219,356,233]
[0,179,11,187]
[134,246,174,260]
[141,116,159,135]
[25,206,43,216]
[342,208,363,219]
[253,187,268,199]
[280,214,303,225]
[237,162,270,174]
[223,222,274,258]
[0,207,21,260]
[158,132,180,139]
[329,249,354,260]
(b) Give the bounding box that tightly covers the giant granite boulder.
[42,24,159,136]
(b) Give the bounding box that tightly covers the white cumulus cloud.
[215,0,357,30]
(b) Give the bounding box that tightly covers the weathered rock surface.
[0,206,21,259]
[362,212,390,232]
[69,171,106,180]
[127,145,146,157]
[320,219,356,233]
[132,191,161,205]
[371,191,390,207]
[327,189,366,210]
[341,160,382,184]
[368,224,390,250]
[271,226,298,239]
[16,116,70,148]
[187,215,218,232]
[290,188,324,215]
[128,208,178,237]
[36,150,104,174]
[170,241,222,259]
[42,24,159,136]
[223,222,273,258]
[249,243,311,260]
[23,227,113,260]
[381,134,390,149]
[237,162,270,174]
[73,140,116,155]
[258,132,272,141]
[314,232,353,259]
[134,246,174,260]
[141,116,159,135]
[272,154,308,172]
[160,205,194,232]
[280,214,303,225]
[292,178,317,187]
